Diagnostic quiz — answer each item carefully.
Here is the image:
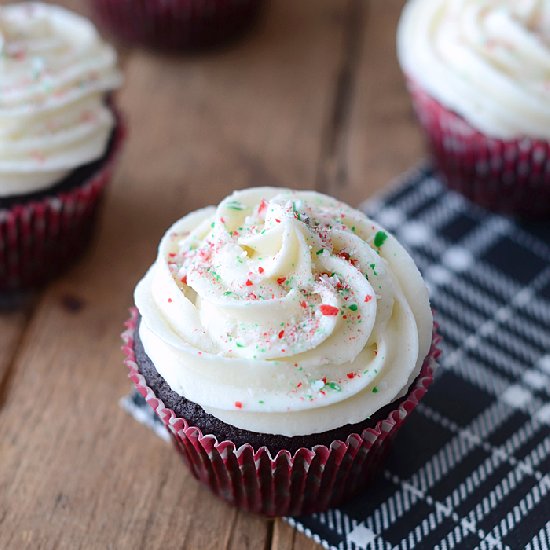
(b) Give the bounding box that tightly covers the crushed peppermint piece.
[319,304,339,316]
[226,200,245,211]
[374,231,388,248]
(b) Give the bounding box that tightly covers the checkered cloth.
[123,165,550,550]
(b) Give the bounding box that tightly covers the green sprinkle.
[224,291,232,296]
[259,400,265,404]
[372,386,378,393]
[348,304,358,312]
[351,226,356,232]
[226,200,245,211]
[316,249,324,256]
[369,263,378,275]
[236,342,244,348]
[292,202,301,220]
[211,222,215,228]
[327,382,342,392]
[374,231,388,248]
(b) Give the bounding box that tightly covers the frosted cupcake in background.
[398,0,550,217]
[89,0,266,52]
[0,3,124,297]
[123,188,440,516]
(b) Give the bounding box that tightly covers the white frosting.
[135,189,433,436]
[0,3,122,196]
[398,0,550,138]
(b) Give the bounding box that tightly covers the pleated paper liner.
[407,77,550,218]
[0,112,126,299]
[90,0,265,51]
[122,307,441,516]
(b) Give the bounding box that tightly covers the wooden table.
[0,1,423,547]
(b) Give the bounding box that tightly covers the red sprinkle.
[168,253,176,258]
[275,219,281,223]
[245,279,253,286]
[346,372,356,379]
[277,277,286,285]
[258,267,264,274]
[320,304,339,316]
[278,330,285,339]
[168,298,173,303]
[322,377,327,385]
[300,300,308,309]
[234,401,243,409]
[364,295,372,303]
[181,275,188,285]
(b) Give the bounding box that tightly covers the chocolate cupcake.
[125,188,440,516]
[0,3,124,296]
[89,0,265,52]
[398,0,550,217]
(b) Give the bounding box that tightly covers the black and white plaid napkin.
[123,165,550,550]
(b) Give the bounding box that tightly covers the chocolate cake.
[134,317,413,455]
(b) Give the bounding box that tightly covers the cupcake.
[89,0,265,52]
[0,3,124,296]
[398,0,550,217]
[124,188,440,516]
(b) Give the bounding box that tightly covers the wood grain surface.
[0,1,422,548]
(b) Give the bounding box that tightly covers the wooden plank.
[0,0,353,548]
[272,520,321,550]
[319,0,423,205]
[0,307,32,403]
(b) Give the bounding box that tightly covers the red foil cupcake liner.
[122,308,441,516]
[90,0,265,51]
[407,77,550,218]
[0,112,125,294]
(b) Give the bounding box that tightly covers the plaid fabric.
[124,165,550,550]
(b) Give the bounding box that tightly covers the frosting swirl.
[0,2,122,197]
[398,0,550,139]
[135,189,432,436]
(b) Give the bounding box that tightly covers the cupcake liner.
[407,77,550,217]
[0,111,126,294]
[90,0,265,51]
[122,308,441,516]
